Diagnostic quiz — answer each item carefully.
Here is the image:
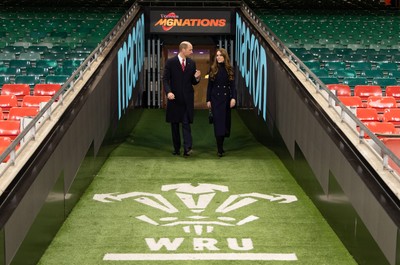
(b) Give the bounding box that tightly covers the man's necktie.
[181,59,185,71]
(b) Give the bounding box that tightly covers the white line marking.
[103,253,298,261]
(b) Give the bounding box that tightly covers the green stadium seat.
[19,52,41,61]
[9,60,31,69]
[332,48,353,57]
[350,62,372,71]
[3,46,25,54]
[324,61,346,71]
[0,53,16,61]
[0,76,10,86]
[36,59,58,70]
[45,75,69,84]
[313,69,330,77]
[304,61,321,70]
[334,69,357,79]
[319,77,340,85]
[388,71,400,79]
[26,45,48,54]
[367,54,390,64]
[372,78,398,89]
[42,52,66,60]
[67,52,87,60]
[14,75,41,87]
[63,59,83,68]
[319,53,341,63]
[26,67,49,77]
[54,67,75,76]
[50,45,71,54]
[361,69,384,79]
[343,77,369,88]
[377,62,398,71]
[343,54,365,63]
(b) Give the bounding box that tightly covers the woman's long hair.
[209,48,234,81]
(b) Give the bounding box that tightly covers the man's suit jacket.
[163,56,200,123]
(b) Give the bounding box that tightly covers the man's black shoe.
[172,151,180,156]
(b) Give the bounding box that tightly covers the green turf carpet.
[38,109,357,265]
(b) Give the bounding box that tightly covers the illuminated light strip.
[103,253,298,261]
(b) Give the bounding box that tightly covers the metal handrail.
[240,2,400,176]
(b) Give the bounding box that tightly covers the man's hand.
[194,70,201,80]
[167,92,175,100]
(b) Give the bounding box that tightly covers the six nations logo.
[93,183,299,261]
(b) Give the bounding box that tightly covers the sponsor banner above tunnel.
[149,10,232,34]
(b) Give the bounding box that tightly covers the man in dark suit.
[163,41,201,157]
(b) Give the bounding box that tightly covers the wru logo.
[93,183,297,236]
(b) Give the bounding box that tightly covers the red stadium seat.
[22,95,52,108]
[363,121,397,138]
[354,85,382,102]
[381,138,400,174]
[0,120,20,140]
[382,108,400,126]
[356,108,380,122]
[385,86,400,106]
[0,136,12,163]
[338,96,363,108]
[33,84,62,97]
[326,84,351,96]
[8,107,39,120]
[1,84,31,102]
[366,96,397,113]
[0,95,18,117]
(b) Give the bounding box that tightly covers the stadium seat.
[0,76,10,87]
[337,96,363,108]
[334,69,357,79]
[0,95,18,115]
[349,62,372,72]
[8,107,39,120]
[319,77,340,85]
[36,59,58,70]
[382,108,400,126]
[385,86,400,104]
[22,95,52,108]
[19,52,41,61]
[343,77,369,89]
[366,96,397,113]
[9,60,31,69]
[0,136,13,163]
[363,121,397,138]
[372,78,398,90]
[45,75,69,84]
[1,84,31,102]
[361,69,384,79]
[376,62,398,72]
[33,84,62,97]
[381,138,400,173]
[14,75,40,88]
[356,107,380,122]
[326,84,351,96]
[0,120,21,140]
[354,85,382,101]
[324,62,346,71]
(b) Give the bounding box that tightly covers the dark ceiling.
[0,0,392,9]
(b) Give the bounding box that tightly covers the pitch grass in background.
[38,109,357,265]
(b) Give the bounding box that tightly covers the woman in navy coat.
[163,41,201,156]
[206,48,236,157]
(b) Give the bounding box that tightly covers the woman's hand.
[207,101,211,109]
[230,98,236,108]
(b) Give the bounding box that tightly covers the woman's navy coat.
[206,64,237,137]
